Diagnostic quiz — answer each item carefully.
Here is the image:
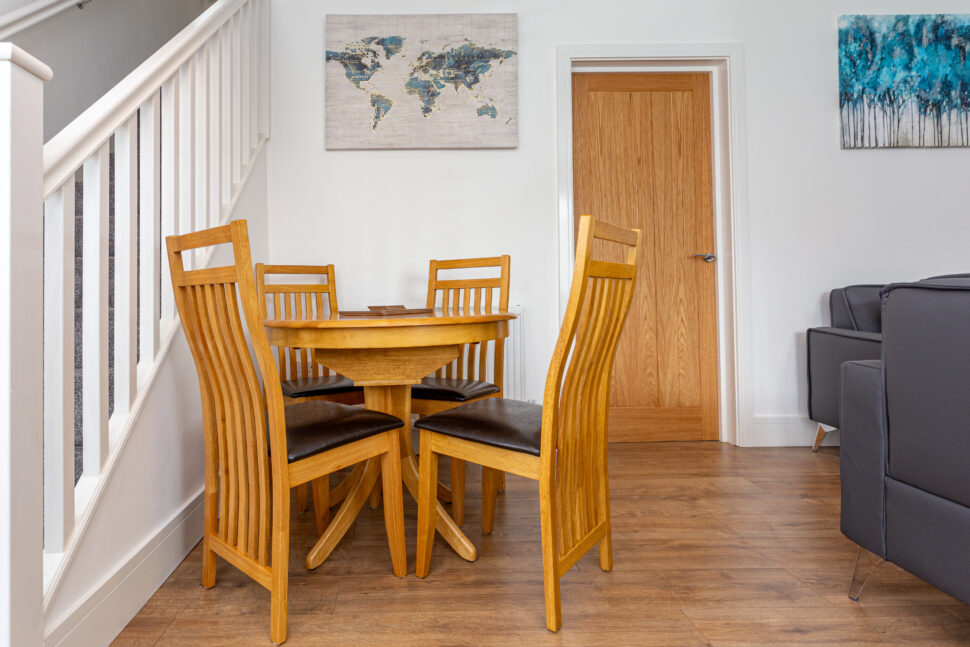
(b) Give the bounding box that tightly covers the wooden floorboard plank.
[113,442,969,646]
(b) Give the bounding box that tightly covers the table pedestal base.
[364,385,477,562]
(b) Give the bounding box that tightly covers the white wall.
[0,0,31,13]
[43,148,268,647]
[7,0,206,139]
[267,0,970,446]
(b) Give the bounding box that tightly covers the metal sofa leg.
[812,423,830,452]
[848,546,884,601]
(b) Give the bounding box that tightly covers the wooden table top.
[262,309,515,350]
[262,308,515,329]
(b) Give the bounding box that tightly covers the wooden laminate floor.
[114,443,970,646]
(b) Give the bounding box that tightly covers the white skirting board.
[43,490,203,647]
[743,414,841,448]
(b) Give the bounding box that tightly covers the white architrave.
[555,43,751,446]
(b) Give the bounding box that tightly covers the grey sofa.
[840,277,970,604]
[806,285,884,450]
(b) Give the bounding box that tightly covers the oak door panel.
[572,72,718,442]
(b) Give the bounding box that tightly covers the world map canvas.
[839,14,970,148]
[325,14,518,149]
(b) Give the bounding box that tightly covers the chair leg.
[380,432,407,577]
[482,466,499,535]
[270,492,290,645]
[599,523,614,572]
[539,487,562,632]
[497,471,506,492]
[416,429,439,578]
[311,475,330,536]
[598,454,613,572]
[201,536,217,589]
[451,458,466,526]
[368,479,382,510]
[295,483,309,513]
[202,491,218,588]
[812,423,829,452]
[848,546,884,601]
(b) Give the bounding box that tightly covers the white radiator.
[502,303,526,401]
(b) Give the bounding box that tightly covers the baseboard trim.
[43,489,204,647]
[742,414,841,448]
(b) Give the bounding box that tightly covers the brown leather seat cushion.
[414,398,542,457]
[282,400,402,463]
[280,374,361,399]
[410,377,500,402]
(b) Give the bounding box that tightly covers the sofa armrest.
[807,327,882,427]
[840,359,887,558]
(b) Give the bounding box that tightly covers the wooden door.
[572,72,718,442]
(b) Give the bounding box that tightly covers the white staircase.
[0,0,270,643]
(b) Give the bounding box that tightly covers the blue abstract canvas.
[839,14,970,148]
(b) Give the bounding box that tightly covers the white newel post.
[0,44,51,646]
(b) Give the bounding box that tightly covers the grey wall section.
[8,0,208,140]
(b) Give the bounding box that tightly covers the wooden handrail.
[0,42,51,81]
[41,0,246,198]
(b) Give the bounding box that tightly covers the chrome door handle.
[692,253,716,263]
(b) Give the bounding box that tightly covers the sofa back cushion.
[884,280,970,508]
[830,285,883,332]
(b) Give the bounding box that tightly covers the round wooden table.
[263,309,514,568]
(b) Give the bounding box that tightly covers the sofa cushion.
[830,285,884,333]
[883,282,970,509]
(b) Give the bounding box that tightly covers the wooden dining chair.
[256,264,363,405]
[412,255,510,528]
[256,264,364,522]
[414,215,640,631]
[168,221,406,645]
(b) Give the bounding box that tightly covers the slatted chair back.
[540,215,640,571]
[167,221,289,579]
[426,255,510,385]
[256,264,339,382]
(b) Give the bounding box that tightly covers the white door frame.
[556,43,751,446]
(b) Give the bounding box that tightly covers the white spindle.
[81,145,109,475]
[177,60,195,268]
[249,0,258,150]
[240,4,251,163]
[160,76,179,321]
[220,23,231,207]
[113,117,138,417]
[260,0,270,138]
[231,12,242,186]
[138,94,161,364]
[43,183,75,553]
[208,37,220,227]
[193,49,208,241]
